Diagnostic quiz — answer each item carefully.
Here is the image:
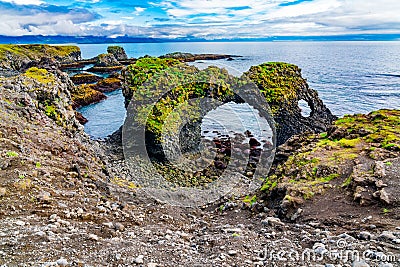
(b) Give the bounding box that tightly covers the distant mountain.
[0,34,399,44]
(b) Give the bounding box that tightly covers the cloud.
[0,1,101,36]
[0,0,44,5]
[0,0,399,38]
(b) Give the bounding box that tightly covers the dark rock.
[246,62,337,146]
[95,77,122,93]
[70,73,102,85]
[94,53,121,67]
[249,138,261,147]
[107,46,128,60]
[75,111,88,125]
[160,52,241,62]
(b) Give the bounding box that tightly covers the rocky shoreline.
[0,44,399,266]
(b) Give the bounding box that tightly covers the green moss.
[0,44,79,61]
[243,195,257,205]
[341,176,352,187]
[338,138,361,148]
[6,151,19,157]
[125,57,241,139]
[245,62,306,114]
[24,67,55,84]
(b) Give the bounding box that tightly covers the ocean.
[77,41,400,139]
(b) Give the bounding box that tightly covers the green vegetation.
[383,208,391,214]
[6,151,19,157]
[24,67,55,84]
[125,57,241,139]
[0,44,79,61]
[245,62,306,114]
[261,109,400,206]
[71,84,106,108]
[35,162,41,168]
[243,195,257,206]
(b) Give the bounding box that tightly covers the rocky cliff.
[0,44,81,73]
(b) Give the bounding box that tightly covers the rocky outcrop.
[71,84,107,108]
[245,62,337,146]
[0,44,81,73]
[70,73,102,85]
[262,109,400,220]
[86,53,124,73]
[107,46,128,60]
[160,52,241,62]
[95,77,122,92]
[95,53,121,67]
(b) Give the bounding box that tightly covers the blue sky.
[0,0,400,39]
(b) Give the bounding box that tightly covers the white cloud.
[0,0,43,5]
[134,7,146,15]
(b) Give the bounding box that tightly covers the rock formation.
[107,46,128,60]
[262,109,400,219]
[245,62,337,146]
[0,44,81,73]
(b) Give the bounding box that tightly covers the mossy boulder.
[245,62,336,146]
[71,84,107,108]
[107,46,128,60]
[160,52,238,62]
[0,44,81,72]
[70,73,102,85]
[94,53,121,67]
[262,109,400,220]
[95,77,122,92]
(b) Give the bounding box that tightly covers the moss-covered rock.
[70,73,102,85]
[245,62,336,146]
[95,77,122,92]
[70,84,107,108]
[122,57,181,107]
[0,67,80,130]
[107,46,128,60]
[262,109,400,219]
[160,52,237,62]
[95,53,121,67]
[0,44,81,71]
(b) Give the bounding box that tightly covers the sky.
[0,0,400,39]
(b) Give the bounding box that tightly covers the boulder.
[94,53,121,67]
[70,73,102,85]
[95,77,122,92]
[107,46,128,60]
[71,84,107,108]
[261,109,400,219]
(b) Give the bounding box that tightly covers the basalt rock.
[71,84,107,108]
[160,52,241,62]
[70,73,102,85]
[245,62,337,146]
[95,53,121,67]
[0,67,81,130]
[262,109,400,220]
[95,77,122,92]
[0,44,81,73]
[107,46,128,60]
